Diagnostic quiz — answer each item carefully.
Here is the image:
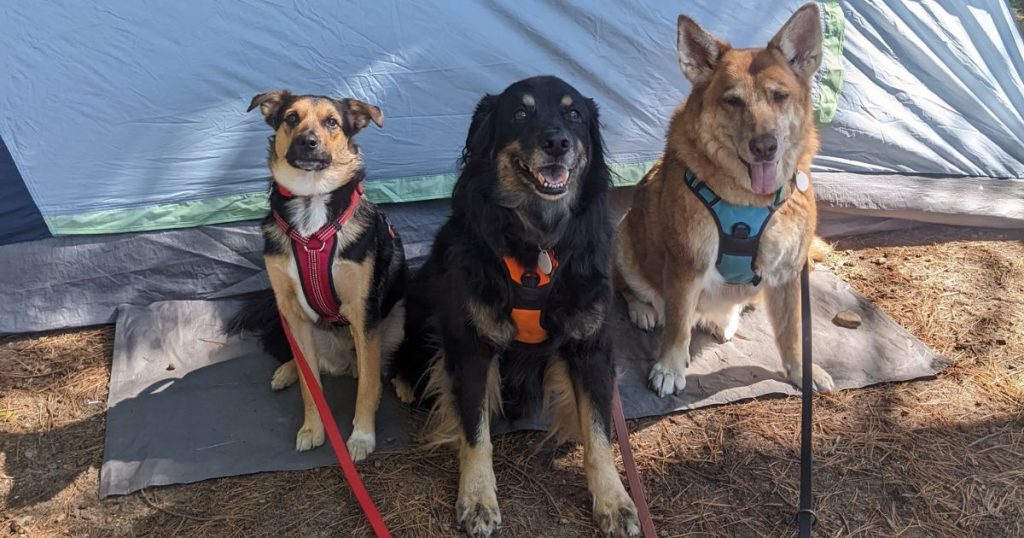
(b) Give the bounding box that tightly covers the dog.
[614,3,836,397]
[228,90,406,461]
[389,76,641,537]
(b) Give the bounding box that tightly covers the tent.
[1,0,1022,333]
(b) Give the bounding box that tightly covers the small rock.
[833,310,862,329]
[558,518,569,525]
[872,256,887,265]
[166,363,176,371]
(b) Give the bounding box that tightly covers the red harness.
[271,183,363,326]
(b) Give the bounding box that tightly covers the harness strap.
[611,385,657,538]
[278,312,391,538]
[796,263,817,537]
[683,170,784,286]
[503,252,558,344]
[271,183,364,326]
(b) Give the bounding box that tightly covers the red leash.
[612,385,657,538]
[278,312,392,538]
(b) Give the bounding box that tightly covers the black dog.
[390,76,640,537]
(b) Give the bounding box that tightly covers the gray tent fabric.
[0,191,945,334]
[0,199,450,333]
[100,270,949,497]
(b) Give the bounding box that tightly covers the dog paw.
[456,492,501,537]
[271,361,298,391]
[295,422,325,452]
[593,493,641,538]
[648,361,686,397]
[787,364,836,393]
[391,377,415,404]
[627,300,660,331]
[346,429,376,462]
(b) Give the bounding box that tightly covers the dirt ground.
[2,224,1023,537]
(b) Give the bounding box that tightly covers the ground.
[2,225,1023,537]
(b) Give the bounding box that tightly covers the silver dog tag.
[795,171,810,192]
[537,249,553,275]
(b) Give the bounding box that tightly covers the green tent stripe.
[815,0,846,126]
[44,161,659,235]
[47,5,845,236]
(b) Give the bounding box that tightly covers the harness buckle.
[521,272,540,288]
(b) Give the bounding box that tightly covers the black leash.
[796,263,816,537]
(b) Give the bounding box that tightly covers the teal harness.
[684,169,785,286]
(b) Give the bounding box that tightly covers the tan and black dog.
[615,4,836,397]
[391,76,641,537]
[229,91,406,461]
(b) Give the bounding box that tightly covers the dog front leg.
[276,306,326,452]
[451,353,501,537]
[766,274,835,392]
[561,338,641,538]
[649,267,701,397]
[348,323,382,461]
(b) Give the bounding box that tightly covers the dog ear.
[338,99,384,134]
[462,94,498,164]
[248,90,291,127]
[676,15,728,86]
[769,3,823,81]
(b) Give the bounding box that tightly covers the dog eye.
[772,91,790,104]
[514,109,528,122]
[722,96,744,108]
[325,117,339,129]
[284,113,299,126]
[567,109,581,122]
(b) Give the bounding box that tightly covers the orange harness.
[502,252,559,344]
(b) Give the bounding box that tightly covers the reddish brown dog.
[615,4,836,397]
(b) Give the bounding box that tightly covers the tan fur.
[615,4,835,396]
[421,355,502,448]
[467,299,516,347]
[577,387,641,537]
[456,415,501,535]
[541,359,581,444]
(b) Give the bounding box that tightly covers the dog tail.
[225,289,291,364]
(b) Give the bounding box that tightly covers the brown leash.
[611,385,657,538]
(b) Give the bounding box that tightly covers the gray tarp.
[100,270,949,497]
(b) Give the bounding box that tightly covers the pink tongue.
[750,161,778,194]
[540,166,569,186]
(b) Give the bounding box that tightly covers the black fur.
[390,76,617,444]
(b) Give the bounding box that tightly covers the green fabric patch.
[815,0,846,126]
[49,4,845,236]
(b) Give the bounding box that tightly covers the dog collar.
[270,182,364,326]
[683,169,787,286]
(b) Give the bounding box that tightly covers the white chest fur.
[286,195,331,237]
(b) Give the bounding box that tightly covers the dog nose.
[748,134,778,161]
[542,130,570,157]
[295,134,320,150]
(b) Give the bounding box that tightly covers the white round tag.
[795,171,810,192]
